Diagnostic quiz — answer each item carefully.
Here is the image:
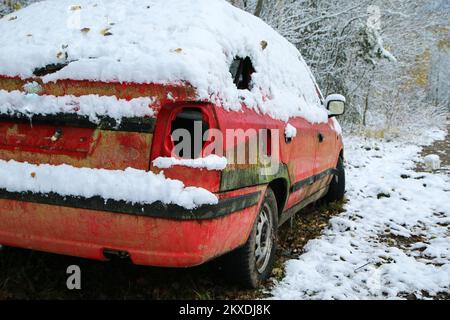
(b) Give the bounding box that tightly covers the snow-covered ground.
[272,128,450,300]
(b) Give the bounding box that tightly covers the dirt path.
[415,124,449,300]
[417,124,450,172]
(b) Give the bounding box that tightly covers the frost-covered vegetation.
[0,0,39,16]
[231,0,449,134]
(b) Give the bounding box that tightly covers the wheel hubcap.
[255,203,273,274]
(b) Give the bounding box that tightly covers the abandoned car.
[0,0,345,288]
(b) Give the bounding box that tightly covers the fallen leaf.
[260,40,268,50]
[174,48,183,53]
[70,5,81,11]
[30,172,36,178]
[272,268,283,278]
[80,28,91,34]
[56,51,68,60]
[100,28,113,36]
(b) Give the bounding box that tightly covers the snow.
[0,0,328,123]
[153,155,228,171]
[0,159,218,209]
[285,123,297,139]
[324,94,346,105]
[0,90,155,123]
[271,130,450,300]
[424,154,441,171]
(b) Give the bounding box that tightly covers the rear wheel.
[325,156,345,203]
[223,188,278,289]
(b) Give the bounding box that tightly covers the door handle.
[318,133,324,143]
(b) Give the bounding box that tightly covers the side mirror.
[325,94,346,117]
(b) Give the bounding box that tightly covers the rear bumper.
[0,186,264,267]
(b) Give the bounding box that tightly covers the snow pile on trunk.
[0,160,218,209]
[272,131,450,300]
[153,155,228,171]
[0,0,327,123]
[0,90,154,123]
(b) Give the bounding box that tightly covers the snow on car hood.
[0,0,328,123]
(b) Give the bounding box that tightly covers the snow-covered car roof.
[0,0,328,123]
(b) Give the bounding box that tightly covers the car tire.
[223,188,278,289]
[325,156,345,203]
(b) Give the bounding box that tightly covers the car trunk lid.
[0,76,195,171]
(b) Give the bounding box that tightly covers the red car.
[0,0,345,288]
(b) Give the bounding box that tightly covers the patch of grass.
[363,128,387,139]
[379,233,426,249]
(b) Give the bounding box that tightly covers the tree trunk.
[254,0,264,17]
[362,82,372,127]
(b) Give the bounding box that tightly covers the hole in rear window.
[229,57,255,90]
[170,108,209,159]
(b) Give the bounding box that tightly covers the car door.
[313,118,337,191]
[281,117,317,211]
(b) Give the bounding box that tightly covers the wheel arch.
[339,149,344,160]
[268,178,289,216]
